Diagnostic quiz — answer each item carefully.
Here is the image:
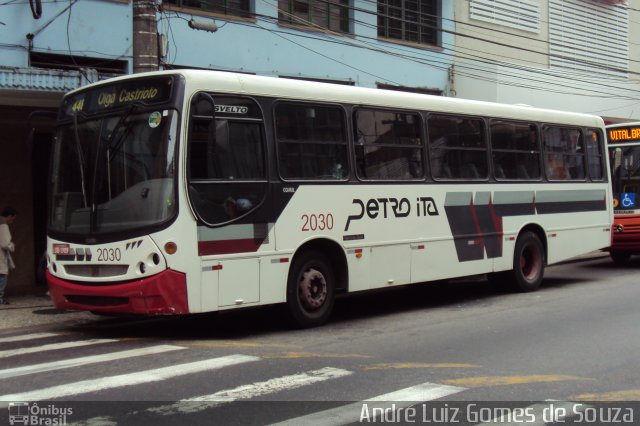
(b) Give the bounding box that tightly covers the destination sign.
[61,76,175,118]
[608,126,640,143]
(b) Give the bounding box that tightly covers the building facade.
[452,0,640,123]
[0,0,455,293]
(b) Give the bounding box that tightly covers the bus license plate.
[53,244,71,255]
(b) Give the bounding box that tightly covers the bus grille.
[65,295,129,307]
[64,265,128,277]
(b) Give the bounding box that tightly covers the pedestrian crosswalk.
[0,331,594,425]
[148,367,353,416]
[1,354,261,408]
[0,332,60,343]
[269,382,466,426]
[0,338,117,359]
[0,345,183,380]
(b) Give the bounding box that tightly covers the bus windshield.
[610,145,640,209]
[49,108,178,236]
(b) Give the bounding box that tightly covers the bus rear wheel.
[286,251,335,328]
[511,232,545,292]
[490,232,545,292]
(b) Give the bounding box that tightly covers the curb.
[0,295,95,331]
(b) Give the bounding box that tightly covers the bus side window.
[275,103,349,180]
[490,121,541,181]
[353,108,424,180]
[428,115,487,180]
[543,126,585,181]
[586,129,604,181]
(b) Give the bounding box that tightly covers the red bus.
[606,122,640,264]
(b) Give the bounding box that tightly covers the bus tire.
[286,250,335,328]
[511,231,545,292]
[610,251,631,265]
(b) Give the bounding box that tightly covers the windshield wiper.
[93,103,141,202]
[106,103,141,162]
[72,112,88,208]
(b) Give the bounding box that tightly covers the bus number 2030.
[97,248,122,261]
[301,213,334,231]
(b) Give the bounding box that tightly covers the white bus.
[46,70,612,327]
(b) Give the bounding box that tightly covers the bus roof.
[606,122,640,128]
[68,69,605,128]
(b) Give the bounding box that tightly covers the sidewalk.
[0,292,95,331]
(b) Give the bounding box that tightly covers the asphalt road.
[2,254,640,425]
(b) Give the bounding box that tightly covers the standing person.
[0,206,18,305]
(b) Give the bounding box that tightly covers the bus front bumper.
[46,269,189,315]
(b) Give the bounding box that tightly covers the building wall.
[158,0,454,89]
[0,0,455,294]
[453,0,640,122]
[0,0,454,88]
[0,1,132,70]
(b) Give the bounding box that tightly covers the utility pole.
[132,0,159,73]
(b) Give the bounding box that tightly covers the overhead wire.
[65,0,93,83]
[241,0,640,100]
[229,17,640,101]
[208,0,639,85]
[6,0,631,101]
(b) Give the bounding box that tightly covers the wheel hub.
[299,268,327,310]
[521,246,541,281]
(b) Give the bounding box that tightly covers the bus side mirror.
[614,148,622,169]
[191,92,216,146]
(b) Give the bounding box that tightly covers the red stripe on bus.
[198,238,262,256]
[47,269,189,315]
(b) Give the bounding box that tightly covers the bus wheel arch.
[286,239,347,328]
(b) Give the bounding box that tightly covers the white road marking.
[0,339,118,358]
[0,354,259,408]
[0,332,60,343]
[269,382,466,426]
[0,345,185,380]
[148,366,353,415]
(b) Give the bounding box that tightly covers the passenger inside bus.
[546,154,570,180]
[223,197,253,219]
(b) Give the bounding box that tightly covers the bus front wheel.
[610,251,631,265]
[286,251,335,328]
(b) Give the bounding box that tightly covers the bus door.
[186,93,272,310]
[610,145,640,211]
